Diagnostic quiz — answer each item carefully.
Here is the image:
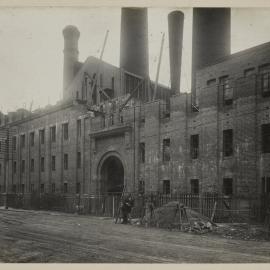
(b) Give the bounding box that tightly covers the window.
[30,184,34,193]
[223,129,233,157]
[63,123,69,140]
[190,134,199,159]
[110,114,114,125]
[162,180,171,194]
[39,129,45,144]
[40,184,44,193]
[21,160,25,173]
[63,183,68,193]
[64,154,68,170]
[262,124,270,153]
[77,119,81,138]
[262,177,270,194]
[50,126,56,142]
[40,157,45,172]
[51,156,56,171]
[12,136,16,151]
[30,159,34,172]
[13,161,17,174]
[162,138,170,162]
[220,76,233,106]
[138,180,145,194]
[244,67,255,77]
[261,73,270,97]
[76,152,81,169]
[223,178,233,195]
[207,78,216,86]
[30,132,34,146]
[0,163,2,176]
[76,182,80,194]
[20,134,25,148]
[12,184,16,193]
[111,77,115,90]
[21,184,25,194]
[190,179,199,194]
[139,143,145,163]
[0,141,1,152]
[51,183,55,193]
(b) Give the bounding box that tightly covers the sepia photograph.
[0,1,270,263]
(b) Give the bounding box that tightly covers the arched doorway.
[100,155,124,194]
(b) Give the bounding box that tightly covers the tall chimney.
[120,8,149,78]
[63,25,80,99]
[168,10,184,95]
[192,8,231,100]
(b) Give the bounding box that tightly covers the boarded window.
[262,124,270,153]
[30,132,34,146]
[39,129,45,144]
[223,129,233,157]
[51,156,56,171]
[40,157,45,172]
[163,138,170,162]
[50,126,56,142]
[190,179,199,194]
[62,123,69,140]
[190,134,199,159]
[223,178,233,195]
[64,154,68,170]
[220,76,233,106]
[163,180,171,194]
[139,142,145,163]
[262,177,270,194]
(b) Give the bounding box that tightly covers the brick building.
[0,7,270,206]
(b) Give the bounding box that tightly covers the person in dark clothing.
[121,194,134,224]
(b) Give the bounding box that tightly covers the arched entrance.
[100,155,124,194]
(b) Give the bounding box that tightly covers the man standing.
[121,194,134,224]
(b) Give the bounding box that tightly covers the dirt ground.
[0,208,270,263]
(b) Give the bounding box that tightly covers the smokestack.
[120,8,149,78]
[63,25,80,99]
[192,8,231,99]
[168,10,184,95]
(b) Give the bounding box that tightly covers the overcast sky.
[0,7,270,113]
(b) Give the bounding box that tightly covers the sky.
[0,7,270,113]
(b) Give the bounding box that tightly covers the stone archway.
[99,155,124,194]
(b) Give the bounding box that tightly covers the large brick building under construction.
[0,8,270,212]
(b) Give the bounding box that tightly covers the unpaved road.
[0,208,270,263]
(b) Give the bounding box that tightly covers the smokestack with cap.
[168,10,184,95]
[62,25,80,99]
[120,7,149,78]
[192,8,231,99]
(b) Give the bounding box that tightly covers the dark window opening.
[244,67,255,77]
[110,114,114,125]
[223,178,233,196]
[76,182,80,194]
[207,78,216,86]
[51,183,55,193]
[30,184,34,193]
[163,138,170,162]
[13,161,17,174]
[138,180,145,194]
[64,183,68,193]
[0,163,1,176]
[50,126,56,142]
[262,124,270,153]
[139,142,145,163]
[12,136,16,151]
[261,73,270,97]
[190,134,199,159]
[20,134,25,148]
[77,119,81,137]
[21,160,25,173]
[30,158,34,172]
[39,129,45,144]
[40,184,44,193]
[21,184,25,194]
[163,180,171,194]
[220,76,233,106]
[51,155,56,171]
[262,177,270,194]
[77,152,81,169]
[40,157,45,172]
[63,123,69,140]
[223,129,233,157]
[190,179,199,194]
[64,154,68,170]
[12,184,16,193]
[30,132,34,146]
